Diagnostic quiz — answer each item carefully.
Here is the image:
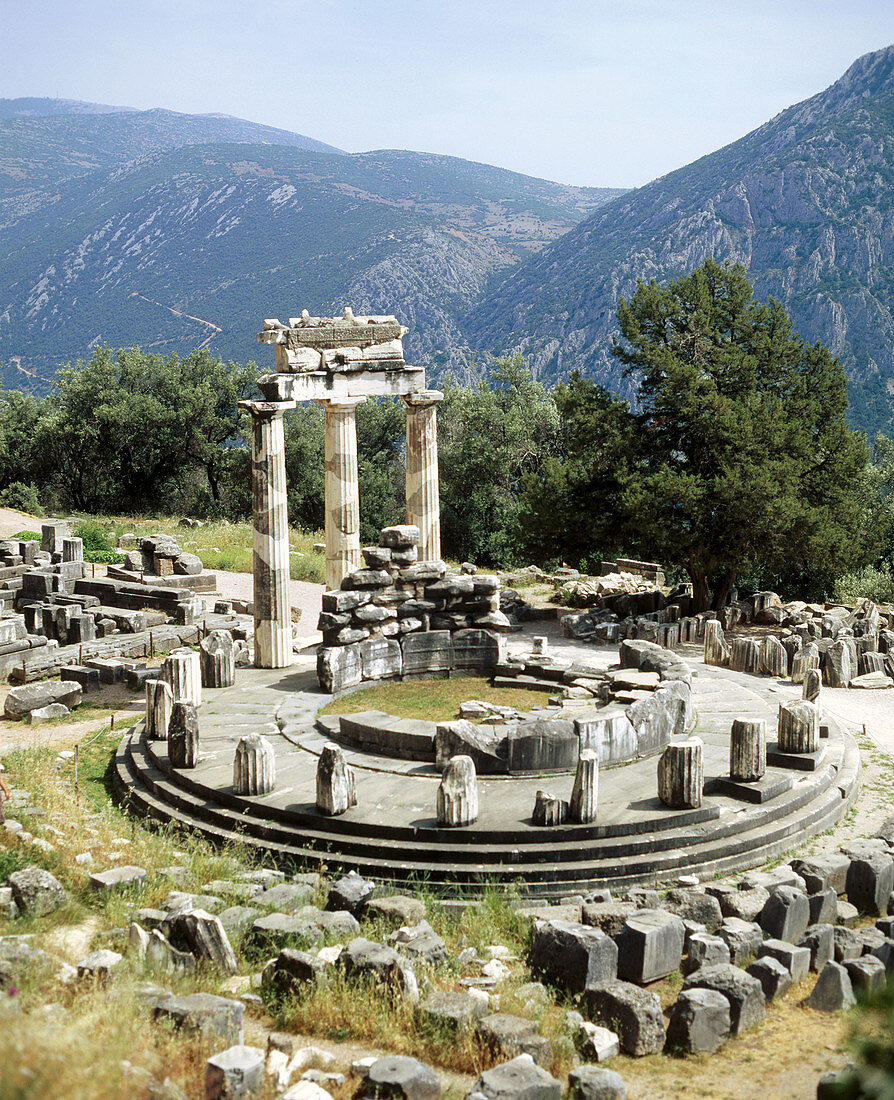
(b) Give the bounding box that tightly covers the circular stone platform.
[114,648,860,898]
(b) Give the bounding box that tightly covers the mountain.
[0,120,622,389]
[0,99,346,226]
[468,44,894,436]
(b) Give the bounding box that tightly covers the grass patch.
[319,677,544,723]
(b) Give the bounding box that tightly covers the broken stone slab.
[681,964,765,1035]
[437,755,478,827]
[435,720,507,774]
[166,908,238,975]
[529,920,618,994]
[396,922,449,968]
[154,992,244,1042]
[759,885,810,943]
[262,949,327,997]
[76,948,124,985]
[758,939,810,982]
[576,1022,620,1063]
[419,990,487,1031]
[799,924,835,971]
[328,871,374,915]
[792,853,850,895]
[468,1054,560,1100]
[846,852,894,916]
[146,929,196,974]
[476,1014,552,1066]
[566,1066,626,1100]
[583,980,665,1056]
[205,1045,265,1100]
[615,909,684,984]
[363,1055,440,1100]
[89,865,148,892]
[4,680,82,719]
[683,932,730,975]
[664,988,730,1055]
[745,957,792,1002]
[7,866,67,915]
[254,882,315,912]
[367,895,425,927]
[808,960,856,1012]
[28,703,69,724]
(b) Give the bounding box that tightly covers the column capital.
[402,389,444,408]
[315,395,367,410]
[239,399,297,418]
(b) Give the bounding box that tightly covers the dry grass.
[319,677,545,723]
[65,515,326,583]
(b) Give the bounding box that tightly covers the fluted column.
[241,399,296,668]
[319,396,366,590]
[403,390,443,563]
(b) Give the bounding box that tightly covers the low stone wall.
[316,525,511,693]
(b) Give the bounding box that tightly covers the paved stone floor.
[177,626,847,839]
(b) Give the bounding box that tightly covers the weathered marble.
[145,678,173,741]
[704,620,729,667]
[200,630,236,688]
[730,718,766,781]
[233,733,276,795]
[320,395,366,591]
[403,390,443,563]
[570,749,598,824]
[316,741,357,815]
[169,702,199,768]
[778,699,819,754]
[437,755,478,826]
[658,739,704,809]
[162,650,202,707]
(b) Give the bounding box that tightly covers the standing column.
[241,399,296,668]
[319,396,366,591]
[402,390,443,563]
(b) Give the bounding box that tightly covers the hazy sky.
[2,0,893,187]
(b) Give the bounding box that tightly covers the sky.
[1,0,893,188]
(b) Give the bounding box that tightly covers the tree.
[519,372,636,568]
[439,356,559,566]
[612,259,869,612]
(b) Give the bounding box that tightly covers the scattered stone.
[420,990,487,1030]
[584,981,665,1056]
[717,918,763,966]
[760,885,810,943]
[7,866,67,915]
[745,957,792,1002]
[477,1014,552,1065]
[799,924,835,971]
[4,680,82,719]
[368,896,425,927]
[328,871,374,915]
[205,1045,265,1100]
[77,949,124,985]
[363,1055,441,1100]
[616,909,684,984]
[567,1065,627,1100]
[529,920,618,994]
[665,988,731,1055]
[844,955,887,997]
[847,853,894,916]
[719,886,770,924]
[681,964,766,1035]
[684,932,730,975]
[166,908,238,974]
[90,865,148,892]
[807,960,856,1012]
[469,1054,560,1100]
[576,1022,620,1063]
[153,992,244,1042]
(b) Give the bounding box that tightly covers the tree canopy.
[612,258,869,610]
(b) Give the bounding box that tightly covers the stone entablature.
[316,525,510,693]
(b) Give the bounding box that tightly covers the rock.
[166,909,238,974]
[845,955,887,997]
[833,926,863,963]
[529,920,618,994]
[263,949,327,996]
[681,964,766,1035]
[153,992,244,1042]
[469,1054,561,1100]
[799,924,835,971]
[665,988,730,1054]
[435,721,507,775]
[477,1014,552,1065]
[684,932,730,974]
[792,854,850,895]
[396,922,448,967]
[580,902,638,938]
[567,1066,627,1100]
[367,896,426,927]
[28,703,69,723]
[420,991,487,1030]
[8,866,67,915]
[663,888,722,933]
[343,937,407,989]
[616,909,685,984]
[808,960,856,1012]
[745,957,792,1001]
[437,755,478,826]
[89,865,148,892]
[758,939,810,982]
[584,981,665,1056]
[364,1055,440,1100]
[847,853,894,916]
[808,889,838,925]
[328,871,374,915]
[205,1045,265,1100]
[717,918,763,966]
[4,680,82,719]
[719,886,770,924]
[254,883,315,912]
[576,1022,620,1062]
[76,949,124,985]
[760,885,810,943]
[532,790,568,827]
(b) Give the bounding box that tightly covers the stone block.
[793,853,850,895]
[476,1014,552,1066]
[401,631,453,675]
[453,628,505,670]
[584,980,665,1056]
[420,990,486,1031]
[758,939,810,982]
[847,853,894,915]
[89,866,148,892]
[529,920,618,994]
[663,888,722,933]
[759,885,810,943]
[566,1066,626,1100]
[470,1054,560,1100]
[317,643,362,693]
[798,924,835,971]
[8,866,67,915]
[575,709,637,767]
[507,719,578,774]
[684,932,730,975]
[360,637,402,680]
[4,680,82,719]
[807,960,856,1012]
[808,889,838,925]
[745,957,792,1002]
[581,902,639,939]
[845,956,887,997]
[575,1022,620,1063]
[665,988,730,1054]
[205,1045,265,1100]
[153,992,244,1042]
[435,720,507,775]
[616,909,685,984]
[681,963,765,1035]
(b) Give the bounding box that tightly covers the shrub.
[0,481,44,516]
